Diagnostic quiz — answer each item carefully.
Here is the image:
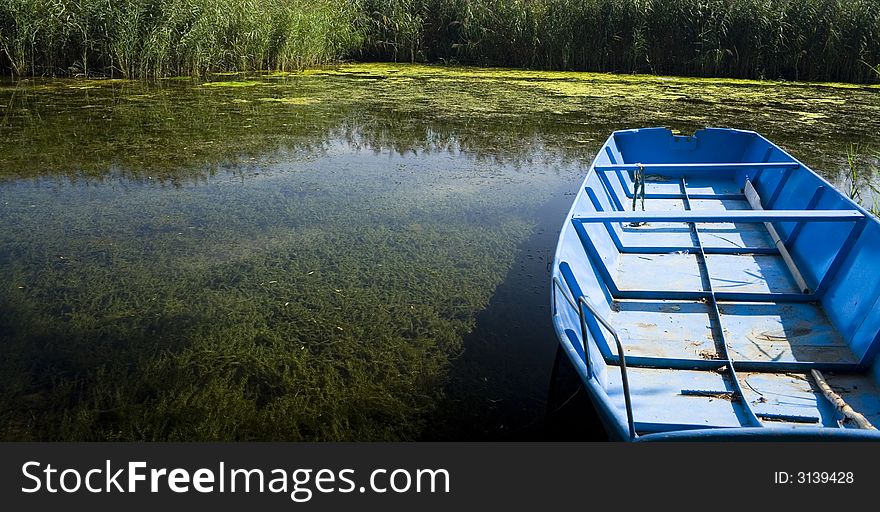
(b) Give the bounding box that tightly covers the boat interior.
[552,128,880,438]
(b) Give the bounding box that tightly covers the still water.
[1,64,878,440]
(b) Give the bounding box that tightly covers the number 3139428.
[774,472,854,484]
[798,472,853,484]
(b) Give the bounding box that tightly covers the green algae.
[200,80,266,88]
[1,63,879,441]
[3,63,880,183]
[256,96,320,105]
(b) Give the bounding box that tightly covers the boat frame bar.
[593,162,801,203]
[552,276,637,440]
[584,186,780,255]
[679,178,763,427]
[572,210,864,223]
[595,162,801,172]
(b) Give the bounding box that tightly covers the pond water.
[1,64,879,440]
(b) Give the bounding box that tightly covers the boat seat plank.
[616,252,703,292]
[688,198,777,250]
[738,372,845,428]
[679,178,744,197]
[705,254,801,295]
[605,367,746,431]
[719,302,858,365]
[609,300,721,360]
[587,189,696,249]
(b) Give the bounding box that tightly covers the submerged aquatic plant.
[0,146,549,441]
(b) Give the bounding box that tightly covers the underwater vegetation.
[0,166,551,440]
[0,166,549,440]
[2,0,880,83]
[1,64,880,440]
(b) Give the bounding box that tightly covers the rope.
[630,163,646,226]
[811,369,876,430]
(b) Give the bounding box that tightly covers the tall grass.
[847,144,880,216]
[0,0,363,78]
[358,0,880,83]
[1,2,879,83]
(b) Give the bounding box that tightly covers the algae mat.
[1,64,878,440]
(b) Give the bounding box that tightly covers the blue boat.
[551,127,880,441]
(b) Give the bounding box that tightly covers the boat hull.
[551,127,880,441]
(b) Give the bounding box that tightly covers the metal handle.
[552,277,591,375]
[552,276,637,439]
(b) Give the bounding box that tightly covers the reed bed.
[0,0,363,78]
[0,0,878,81]
[2,0,879,82]
[358,0,880,83]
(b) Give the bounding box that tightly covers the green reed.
[846,144,880,216]
[0,0,363,78]
[358,0,880,83]
[2,0,879,82]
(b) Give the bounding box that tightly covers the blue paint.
[765,167,794,208]
[573,210,863,223]
[594,162,799,171]
[784,185,826,247]
[551,127,880,441]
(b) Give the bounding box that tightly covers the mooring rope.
[630,163,646,226]
[632,163,646,211]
